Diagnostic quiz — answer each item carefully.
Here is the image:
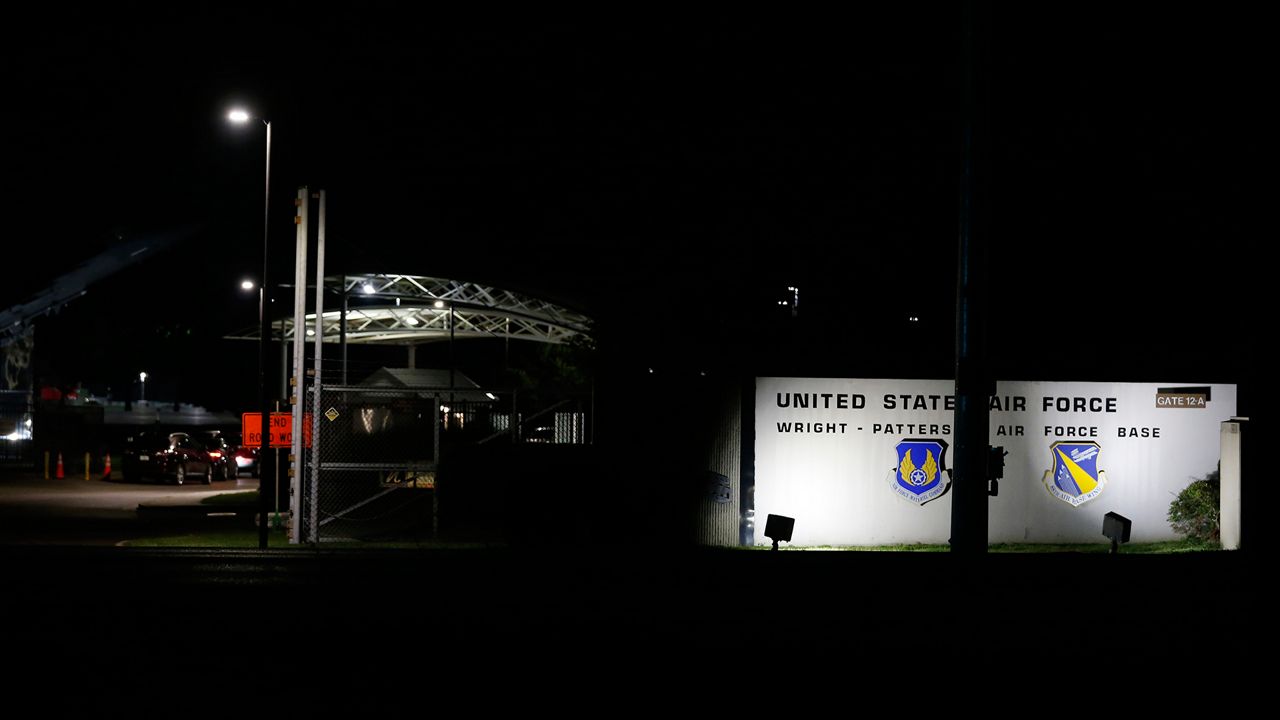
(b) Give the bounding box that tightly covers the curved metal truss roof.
[225,274,591,345]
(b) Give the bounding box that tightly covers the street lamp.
[139,371,147,403]
[228,107,273,549]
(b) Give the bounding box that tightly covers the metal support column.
[289,187,309,544]
[449,305,456,409]
[280,338,289,401]
[340,274,348,385]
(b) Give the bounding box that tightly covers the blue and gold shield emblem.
[890,439,949,505]
[1042,441,1107,507]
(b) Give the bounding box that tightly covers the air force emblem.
[1043,441,1107,507]
[890,439,950,505]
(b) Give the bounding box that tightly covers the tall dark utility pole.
[258,120,273,550]
[951,0,991,554]
[227,107,274,549]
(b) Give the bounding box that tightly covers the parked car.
[232,443,260,477]
[201,432,235,482]
[121,431,215,485]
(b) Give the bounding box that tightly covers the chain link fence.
[299,384,592,543]
[302,386,439,543]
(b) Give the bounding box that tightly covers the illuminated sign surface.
[755,379,1235,546]
[242,412,313,449]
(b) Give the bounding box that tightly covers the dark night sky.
[2,6,1263,412]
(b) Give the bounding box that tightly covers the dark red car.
[121,431,215,484]
[201,432,236,482]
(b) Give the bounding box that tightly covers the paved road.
[0,470,257,544]
[1,470,1271,704]
[3,543,1268,705]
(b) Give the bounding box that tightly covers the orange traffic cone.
[55,452,65,479]
[102,453,112,480]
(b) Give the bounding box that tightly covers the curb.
[136,503,257,520]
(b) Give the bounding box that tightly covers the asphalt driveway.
[0,469,256,544]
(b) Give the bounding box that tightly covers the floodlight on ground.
[764,514,795,551]
[988,445,1006,496]
[1103,511,1132,554]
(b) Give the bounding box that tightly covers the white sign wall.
[754,378,1236,546]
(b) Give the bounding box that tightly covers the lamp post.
[138,371,147,403]
[229,108,273,549]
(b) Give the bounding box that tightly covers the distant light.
[361,283,375,294]
[404,316,419,326]
[227,109,251,123]
[139,371,148,382]
[440,405,451,413]
[6,417,34,440]
[395,297,401,306]
[240,280,255,291]
[648,368,654,374]
[485,392,497,400]
[306,329,316,337]
[433,300,444,308]
[908,316,920,322]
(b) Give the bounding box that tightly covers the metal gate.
[300,383,591,543]
[302,386,440,543]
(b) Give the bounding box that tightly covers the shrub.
[1167,469,1220,543]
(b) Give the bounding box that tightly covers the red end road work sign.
[242,412,313,449]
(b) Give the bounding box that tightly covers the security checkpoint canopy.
[224,274,592,346]
[360,367,494,403]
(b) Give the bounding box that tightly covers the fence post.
[310,383,321,544]
[308,189,326,545]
